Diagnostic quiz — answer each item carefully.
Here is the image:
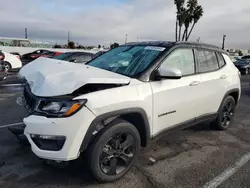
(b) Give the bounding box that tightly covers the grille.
[23,85,38,113]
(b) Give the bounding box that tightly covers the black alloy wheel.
[100,132,135,175]
[211,96,236,130]
[88,119,140,182]
[245,68,249,75]
[221,100,235,128]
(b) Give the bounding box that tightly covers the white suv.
[18,41,241,182]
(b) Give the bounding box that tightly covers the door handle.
[190,81,200,86]
[220,75,227,79]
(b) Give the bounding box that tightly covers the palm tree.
[182,0,197,41]
[174,0,185,41]
[178,7,187,41]
[186,5,204,40]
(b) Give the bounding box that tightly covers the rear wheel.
[88,119,140,183]
[211,96,236,130]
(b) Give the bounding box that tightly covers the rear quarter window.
[216,53,226,67]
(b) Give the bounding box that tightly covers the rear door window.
[196,50,219,73]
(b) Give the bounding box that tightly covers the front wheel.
[4,62,12,71]
[87,119,140,183]
[211,96,236,130]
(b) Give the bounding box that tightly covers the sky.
[0,0,249,49]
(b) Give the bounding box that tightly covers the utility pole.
[125,34,128,44]
[68,31,70,43]
[25,28,28,39]
[222,34,226,50]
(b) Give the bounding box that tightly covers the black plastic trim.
[151,113,217,141]
[80,108,150,151]
[218,89,240,109]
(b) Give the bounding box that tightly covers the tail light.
[16,55,20,59]
[0,54,5,60]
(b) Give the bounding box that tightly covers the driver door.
[150,48,202,136]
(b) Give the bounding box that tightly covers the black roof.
[124,41,222,52]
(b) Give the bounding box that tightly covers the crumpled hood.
[19,57,130,97]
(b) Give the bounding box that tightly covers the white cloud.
[0,0,249,48]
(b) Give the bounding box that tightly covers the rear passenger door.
[195,49,227,116]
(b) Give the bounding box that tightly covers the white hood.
[19,57,130,97]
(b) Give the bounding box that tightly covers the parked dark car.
[241,55,250,60]
[235,59,250,75]
[52,51,104,63]
[22,49,53,60]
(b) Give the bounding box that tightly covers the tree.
[68,41,75,49]
[238,50,243,56]
[186,5,204,40]
[178,7,189,41]
[182,0,198,41]
[110,42,120,49]
[174,0,185,41]
[174,0,204,41]
[54,44,61,48]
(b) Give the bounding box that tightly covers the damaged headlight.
[36,99,87,117]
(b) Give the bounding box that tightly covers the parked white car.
[18,41,241,182]
[2,50,22,71]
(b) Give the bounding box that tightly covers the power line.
[68,31,70,43]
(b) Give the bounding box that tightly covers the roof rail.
[175,41,220,49]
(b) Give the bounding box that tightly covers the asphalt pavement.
[0,74,250,188]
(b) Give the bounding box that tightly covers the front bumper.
[24,107,96,161]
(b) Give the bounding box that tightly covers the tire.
[4,62,12,71]
[211,96,236,130]
[87,118,141,183]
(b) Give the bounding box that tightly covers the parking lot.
[0,74,250,188]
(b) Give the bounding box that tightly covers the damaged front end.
[17,83,87,118]
[16,57,131,116]
[17,81,127,118]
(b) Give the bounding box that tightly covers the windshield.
[87,46,166,77]
[53,53,73,60]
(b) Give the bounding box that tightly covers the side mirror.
[70,59,77,63]
[155,67,182,80]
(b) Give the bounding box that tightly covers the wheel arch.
[218,88,240,112]
[80,108,151,152]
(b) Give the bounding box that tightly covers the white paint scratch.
[0,122,24,129]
